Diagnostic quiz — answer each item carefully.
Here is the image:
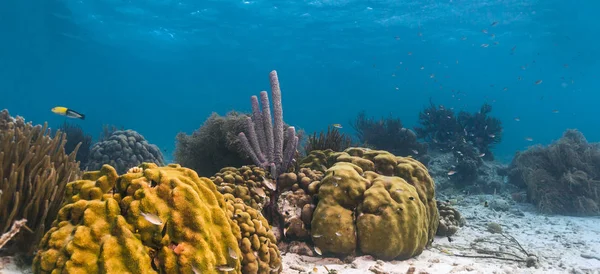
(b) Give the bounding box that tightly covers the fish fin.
[79,113,86,120]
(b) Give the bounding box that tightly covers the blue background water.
[1,0,598,163]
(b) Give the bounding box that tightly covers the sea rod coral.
[0,109,82,256]
[237,70,299,181]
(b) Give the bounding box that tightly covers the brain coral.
[86,130,164,174]
[33,163,281,274]
[309,147,439,260]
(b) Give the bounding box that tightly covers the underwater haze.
[1,0,599,163]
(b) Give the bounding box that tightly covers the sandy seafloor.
[1,196,599,274]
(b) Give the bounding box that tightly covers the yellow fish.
[51,106,85,120]
[332,124,343,129]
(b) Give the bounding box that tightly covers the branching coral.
[351,111,427,158]
[508,129,600,215]
[415,100,502,160]
[304,126,353,154]
[0,109,82,256]
[238,70,299,180]
[56,121,92,166]
[456,103,502,160]
[175,111,254,177]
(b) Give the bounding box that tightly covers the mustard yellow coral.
[223,194,282,274]
[309,147,439,260]
[34,163,248,274]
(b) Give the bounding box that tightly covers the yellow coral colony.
[310,148,439,260]
[33,163,281,274]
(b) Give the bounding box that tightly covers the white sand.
[281,197,600,274]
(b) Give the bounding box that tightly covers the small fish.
[261,177,276,191]
[430,73,435,78]
[314,246,323,256]
[514,117,521,122]
[312,234,323,238]
[447,236,454,242]
[484,201,489,207]
[525,137,534,141]
[447,170,457,176]
[552,109,559,113]
[228,247,238,259]
[535,80,543,85]
[481,43,489,48]
[253,187,267,198]
[440,248,453,255]
[411,149,419,155]
[335,232,342,237]
[420,66,425,70]
[488,134,496,138]
[460,36,467,41]
[332,123,343,129]
[503,87,508,91]
[491,21,498,26]
[482,29,488,34]
[517,76,523,81]
[408,52,413,55]
[51,106,85,120]
[216,265,235,272]
[478,153,486,157]
[140,212,163,226]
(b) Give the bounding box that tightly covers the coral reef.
[223,195,282,273]
[86,129,164,174]
[211,166,273,211]
[436,201,466,237]
[304,126,353,154]
[508,129,600,215]
[33,163,282,273]
[351,111,427,159]
[56,121,92,166]
[175,111,253,176]
[0,109,82,256]
[415,100,502,160]
[308,148,439,260]
[238,70,299,180]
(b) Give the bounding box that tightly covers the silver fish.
[228,247,238,260]
[314,246,323,256]
[140,212,163,226]
[216,265,235,272]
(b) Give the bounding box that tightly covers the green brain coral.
[33,163,282,274]
[310,148,439,260]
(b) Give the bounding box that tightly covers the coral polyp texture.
[0,109,82,255]
[86,129,164,174]
[308,147,439,260]
[210,166,273,211]
[33,163,282,274]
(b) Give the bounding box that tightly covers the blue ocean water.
[1,0,598,163]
